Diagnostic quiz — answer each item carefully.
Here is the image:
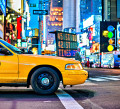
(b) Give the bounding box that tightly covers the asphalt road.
[0,68,120,109]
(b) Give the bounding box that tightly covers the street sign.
[29,4,36,7]
[33,10,48,15]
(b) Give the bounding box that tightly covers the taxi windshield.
[0,39,22,54]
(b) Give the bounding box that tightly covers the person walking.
[87,59,90,68]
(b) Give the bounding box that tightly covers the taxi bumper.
[62,70,88,85]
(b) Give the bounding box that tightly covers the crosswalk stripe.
[88,78,108,81]
[105,77,120,80]
[108,75,120,78]
[81,81,98,86]
[88,75,120,82]
[56,88,84,109]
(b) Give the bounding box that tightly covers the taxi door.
[0,44,18,83]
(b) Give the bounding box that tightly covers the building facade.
[103,0,120,22]
[47,0,63,50]
[4,0,29,47]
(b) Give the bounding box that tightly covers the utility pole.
[37,0,49,54]
[38,0,43,55]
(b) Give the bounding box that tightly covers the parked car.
[0,39,88,95]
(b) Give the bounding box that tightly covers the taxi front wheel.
[31,67,60,94]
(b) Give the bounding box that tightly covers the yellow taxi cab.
[0,39,88,94]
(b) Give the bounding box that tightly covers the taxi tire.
[31,67,60,95]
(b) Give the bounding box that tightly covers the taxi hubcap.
[37,72,54,90]
[41,78,50,86]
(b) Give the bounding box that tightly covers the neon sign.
[17,16,22,39]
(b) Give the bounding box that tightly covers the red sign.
[17,16,22,39]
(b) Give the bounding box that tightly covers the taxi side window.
[0,44,12,56]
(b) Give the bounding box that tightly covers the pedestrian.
[87,59,90,68]
[90,61,93,68]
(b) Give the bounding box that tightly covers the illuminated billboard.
[50,31,77,57]
[83,15,94,28]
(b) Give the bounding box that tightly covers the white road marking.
[88,75,120,82]
[98,77,110,79]
[82,99,103,109]
[108,75,120,78]
[43,101,52,103]
[56,88,84,109]
[88,78,108,81]
[80,81,98,86]
[106,77,120,80]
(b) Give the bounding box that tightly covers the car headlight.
[65,64,83,70]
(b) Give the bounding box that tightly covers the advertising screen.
[50,31,77,57]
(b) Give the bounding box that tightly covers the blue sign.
[0,0,6,16]
[118,26,120,32]
[26,30,35,37]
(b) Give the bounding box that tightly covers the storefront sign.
[17,39,22,47]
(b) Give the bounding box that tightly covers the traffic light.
[100,21,117,52]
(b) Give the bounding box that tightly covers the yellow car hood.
[19,54,79,63]
[18,54,80,71]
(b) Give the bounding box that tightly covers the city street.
[0,0,120,109]
[0,68,119,109]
